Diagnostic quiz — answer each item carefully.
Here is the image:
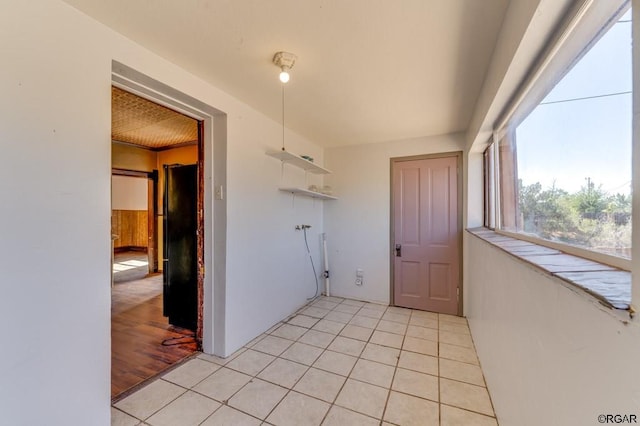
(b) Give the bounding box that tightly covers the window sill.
[467,227,631,311]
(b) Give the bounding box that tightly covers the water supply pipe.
[322,233,330,297]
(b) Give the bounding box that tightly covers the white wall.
[0,2,112,424]
[465,0,572,150]
[111,175,147,210]
[224,124,325,353]
[324,134,463,304]
[466,236,640,426]
[0,1,324,424]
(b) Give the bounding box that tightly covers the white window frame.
[487,0,632,272]
[483,139,497,229]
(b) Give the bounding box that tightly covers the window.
[483,141,497,229]
[487,3,632,267]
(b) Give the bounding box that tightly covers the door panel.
[401,167,421,245]
[428,263,451,300]
[429,167,450,245]
[393,156,459,314]
[399,261,421,297]
[163,164,198,330]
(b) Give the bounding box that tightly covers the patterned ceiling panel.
[111,86,198,149]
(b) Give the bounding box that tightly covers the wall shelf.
[267,149,336,200]
[279,187,338,200]
[266,150,332,174]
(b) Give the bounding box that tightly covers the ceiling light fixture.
[273,51,297,83]
[273,51,298,151]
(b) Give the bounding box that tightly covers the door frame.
[112,168,159,273]
[112,61,228,356]
[389,151,464,315]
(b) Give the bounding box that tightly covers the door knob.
[395,244,402,257]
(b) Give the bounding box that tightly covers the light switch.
[215,185,224,200]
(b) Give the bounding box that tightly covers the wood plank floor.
[113,250,149,284]
[111,274,197,400]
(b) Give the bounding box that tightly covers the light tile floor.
[112,296,498,426]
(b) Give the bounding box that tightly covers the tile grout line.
[224,333,315,422]
[239,297,363,423]
[316,297,387,422]
[314,299,356,424]
[317,300,383,424]
[439,401,499,421]
[303,303,487,423]
[291,297,368,424]
[190,339,292,424]
[272,300,351,420]
[462,319,499,422]
[316,298,371,423]
[117,296,496,425]
[379,307,405,425]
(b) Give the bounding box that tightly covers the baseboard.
[114,246,148,254]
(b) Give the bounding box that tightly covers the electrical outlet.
[355,268,363,286]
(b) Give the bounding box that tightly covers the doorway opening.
[110,86,203,400]
[112,169,158,284]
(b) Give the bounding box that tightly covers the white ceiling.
[63,0,509,147]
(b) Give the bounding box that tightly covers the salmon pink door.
[392,155,460,314]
